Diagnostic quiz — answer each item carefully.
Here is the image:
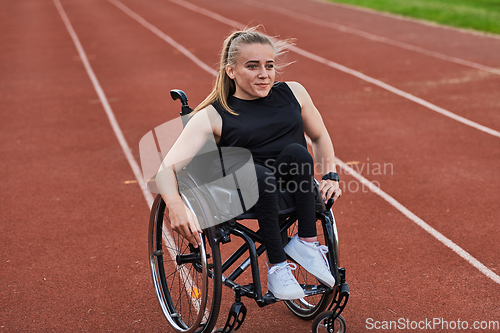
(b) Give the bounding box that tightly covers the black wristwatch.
[322,172,340,182]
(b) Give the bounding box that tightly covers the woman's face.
[226,43,276,100]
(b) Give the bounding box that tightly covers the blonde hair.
[194,27,291,115]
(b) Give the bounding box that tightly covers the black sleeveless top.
[212,82,307,167]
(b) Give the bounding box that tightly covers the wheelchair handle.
[170,89,189,106]
[170,89,194,126]
[325,198,334,211]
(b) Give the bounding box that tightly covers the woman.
[156,28,342,300]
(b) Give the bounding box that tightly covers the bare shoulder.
[285,81,313,108]
[186,105,222,137]
[190,104,218,120]
[286,82,327,140]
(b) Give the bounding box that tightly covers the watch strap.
[322,172,339,182]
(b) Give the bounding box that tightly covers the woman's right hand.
[166,197,203,248]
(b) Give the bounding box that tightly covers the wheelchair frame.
[147,90,350,333]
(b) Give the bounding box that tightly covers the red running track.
[1,0,499,331]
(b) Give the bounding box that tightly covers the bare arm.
[287,81,342,203]
[156,106,222,247]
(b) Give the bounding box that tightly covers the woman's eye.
[266,64,274,69]
[247,65,257,69]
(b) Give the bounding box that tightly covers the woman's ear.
[225,64,235,80]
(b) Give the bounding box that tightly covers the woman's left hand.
[319,179,342,203]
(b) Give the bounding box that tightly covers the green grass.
[325,0,500,35]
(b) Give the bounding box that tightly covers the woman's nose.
[257,66,267,78]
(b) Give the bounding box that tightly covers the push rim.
[149,182,221,332]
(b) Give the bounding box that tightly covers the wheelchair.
[147,90,350,333]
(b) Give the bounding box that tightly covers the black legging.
[221,143,317,264]
[210,143,317,264]
[255,143,317,263]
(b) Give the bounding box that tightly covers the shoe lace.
[314,242,331,270]
[269,263,298,286]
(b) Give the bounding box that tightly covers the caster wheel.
[312,311,346,333]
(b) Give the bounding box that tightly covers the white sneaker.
[267,262,305,300]
[284,236,336,288]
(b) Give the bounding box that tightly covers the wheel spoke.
[284,218,332,319]
[149,189,221,333]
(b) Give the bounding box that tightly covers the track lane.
[58,0,216,153]
[3,0,499,331]
[53,0,154,207]
[1,0,165,331]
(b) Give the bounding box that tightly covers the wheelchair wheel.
[283,216,333,320]
[312,311,346,333]
[149,177,222,333]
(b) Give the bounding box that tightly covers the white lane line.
[53,0,155,208]
[170,0,500,139]
[310,139,500,286]
[287,45,500,139]
[54,0,203,312]
[108,0,500,285]
[238,0,500,75]
[335,159,500,285]
[107,0,217,76]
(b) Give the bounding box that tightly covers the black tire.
[283,215,334,320]
[312,312,346,333]
[149,175,222,333]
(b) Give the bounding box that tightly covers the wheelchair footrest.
[303,284,329,297]
[256,291,278,307]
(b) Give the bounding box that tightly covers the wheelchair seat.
[183,144,299,224]
[208,184,297,221]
